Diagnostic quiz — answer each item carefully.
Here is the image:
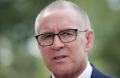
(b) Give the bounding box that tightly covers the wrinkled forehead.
[35,8,85,35]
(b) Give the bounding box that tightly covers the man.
[35,0,116,78]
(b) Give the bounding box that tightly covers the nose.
[51,35,64,51]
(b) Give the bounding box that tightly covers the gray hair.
[35,0,91,35]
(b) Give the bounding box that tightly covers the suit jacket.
[50,64,116,78]
[90,64,115,78]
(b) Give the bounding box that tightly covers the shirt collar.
[51,61,93,78]
[77,61,92,78]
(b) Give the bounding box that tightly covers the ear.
[85,29,94,52]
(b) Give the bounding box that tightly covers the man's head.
[35,0,94,78]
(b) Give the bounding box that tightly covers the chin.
[51,65,73,76]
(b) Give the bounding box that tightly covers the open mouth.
[53,55,68,60]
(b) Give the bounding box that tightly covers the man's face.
[36,9,92,76]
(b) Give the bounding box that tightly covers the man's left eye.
[65,32,72,35]
[61,32,73,36]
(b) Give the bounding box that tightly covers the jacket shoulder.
[91,64,116,78]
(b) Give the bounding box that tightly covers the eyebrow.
[40,32,54,35]
[40,28,75,35]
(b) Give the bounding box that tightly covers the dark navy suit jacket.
[50,64,116,78]
[90,64,115,78]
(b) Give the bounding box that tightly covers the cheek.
[67,37,86,59]
[40,47,51,64]
[65,41,87,71]
[70,37,86,52]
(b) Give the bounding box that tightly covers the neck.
[54,60,88,78]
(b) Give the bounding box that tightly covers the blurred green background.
[0,0,120,78]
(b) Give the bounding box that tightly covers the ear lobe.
[85,29,94,52]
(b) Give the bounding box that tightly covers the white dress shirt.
[52,61,93,78]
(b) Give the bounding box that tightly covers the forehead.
[36,9,85,34]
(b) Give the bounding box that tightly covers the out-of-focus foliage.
[0,0,120,78]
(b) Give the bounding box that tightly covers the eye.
[62,32,72,36]
[60,31,75,37]
[40,34,53,41]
